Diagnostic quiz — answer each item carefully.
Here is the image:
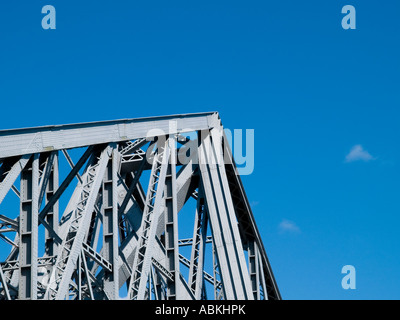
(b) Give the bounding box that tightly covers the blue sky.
[1,0,400,299]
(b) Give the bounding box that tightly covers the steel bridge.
[0,112,280,300]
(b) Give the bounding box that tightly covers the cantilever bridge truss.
[0,112,280,300]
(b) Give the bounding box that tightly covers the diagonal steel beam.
[198,128,253,300]
[223,131,281,300]
[45,145,112,300]
[0,261,11,300]
[0,154,31,205]
[188,190,208,299]
[128,139,170,300]
[39,145,94,222]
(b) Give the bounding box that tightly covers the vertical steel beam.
[111,147,120,299]
[18,154,39,299]
[164,135,180,299]
[77,254,82,300]
[44,151,59,256]
[102,145,120,299]
[248,239,260,300]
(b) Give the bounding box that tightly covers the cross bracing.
[0,112,280,300]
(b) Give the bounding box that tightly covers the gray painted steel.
[0,112,280,300]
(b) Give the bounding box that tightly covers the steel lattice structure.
[0,112,280,300]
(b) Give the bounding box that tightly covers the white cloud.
[345,144,374,163]
[278,219,301,234]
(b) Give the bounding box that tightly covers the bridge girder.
[0,112,280,300]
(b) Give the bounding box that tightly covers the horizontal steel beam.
[0,112,220,158]
[178,236,212,247]
[0,256,56,272]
